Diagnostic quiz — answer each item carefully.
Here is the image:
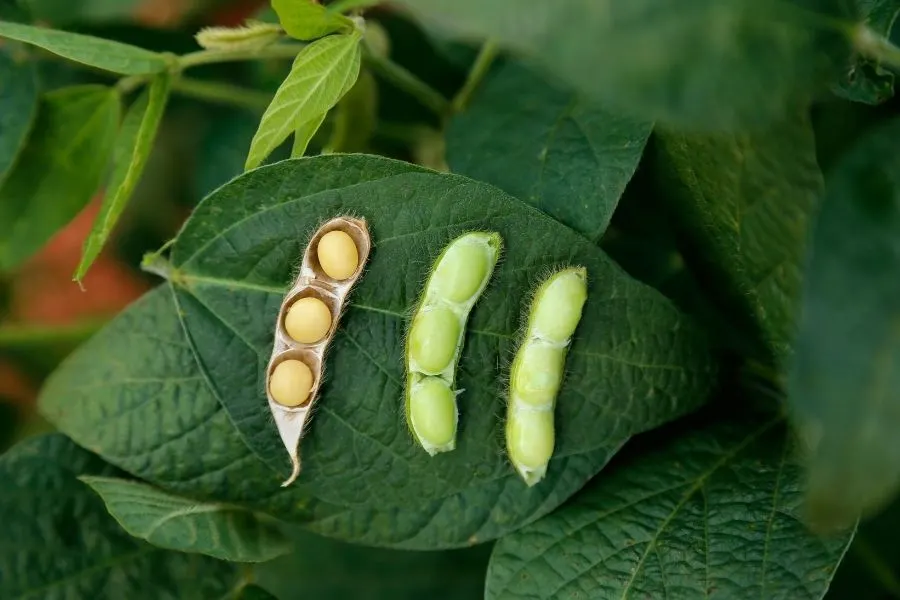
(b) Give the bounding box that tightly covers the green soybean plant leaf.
[447,59,652,241]
[291,110,328,157]
[240,585,280,600]
[0,84,120,271]
[0,434,240,599]
[272,0,354,40]
[0,20,169,75]
[656,112,822,361]
[398,0,853,130]
[245,31,361,170]
[0,46,38,187]
[75,74,171,283]
[485,412,856,600]
[80,476,291,563]
[833,1,900,104]
[789,116,900,529]
[256,527,491,599]
[328,0,382,13]
[40,155,717,549]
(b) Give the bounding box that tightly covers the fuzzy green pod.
[405,231,502,455]
[506,267,588,486]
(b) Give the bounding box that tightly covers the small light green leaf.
[75,74,171,283]
[398,0,853,130]
[0,434,240,599]
[485,414,856,600]
[833,1,900,104]
[245,31,361,170]
[789,115,900,529]
[656,112,823,360]
[447,59,652,241]
[80,475,291,563]
[39,155,717,549]
[0,84,120,271]
[327,0,381,13]
[0,20,169,75]
[0,46,38,187]
[291,111,328,157]
[272,0,354,40]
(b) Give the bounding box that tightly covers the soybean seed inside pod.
[506,267,588,486]
[285,296,333,344]
[317,230,359,280]
[270,359,314,407]
[405,231,502,455]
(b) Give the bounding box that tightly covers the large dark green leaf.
[398,0,853,130]
[40,155,717,549]
[81,476,291,563]
[447,59,652,241]
[0,46,37,187]
[832,0,900,104]
[256,527,491,599]
[656,113,823,361]
[0,434,240,599]
[789,116,900,528]
[485,412,855,600]
[0,85,120,271]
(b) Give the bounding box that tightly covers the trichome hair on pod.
[405,231,503,455]
[506,266,588,486]
[265,216,371,487]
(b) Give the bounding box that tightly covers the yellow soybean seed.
[506,409,555,471]
[506,267,587,486]
[408,376,457,449]
[284,297,332,344]
[409,307,461,375]
[512,341,566,407]
[317,230,359,280]
[405,231,502,455]
[270,359,314,407]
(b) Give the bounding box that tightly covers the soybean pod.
[266,216,371,487]
[506,267,588,486]
[405,231,502,455]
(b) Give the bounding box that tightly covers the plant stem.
[177,42,306,70]
[172,77,273,111]
[852,536,900,598]
[452,40,499,113]
[854,24,900,68]
[362,46,451,117]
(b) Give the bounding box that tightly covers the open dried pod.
[266,216,371,486]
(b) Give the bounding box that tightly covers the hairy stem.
[177,42,306,70]
[172,77,272,111]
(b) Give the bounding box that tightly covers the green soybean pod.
[506,267,588,485]
[405,231,502,455]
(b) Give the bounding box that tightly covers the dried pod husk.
[266,216,371,486]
